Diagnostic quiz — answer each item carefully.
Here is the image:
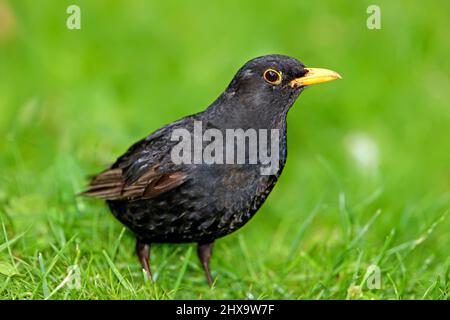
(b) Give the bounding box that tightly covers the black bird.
[82,54,341,286]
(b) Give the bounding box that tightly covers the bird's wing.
[80,167,187,200]
[81,119,192,201]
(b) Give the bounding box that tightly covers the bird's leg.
[197,242,214,287]
[136,240,152,280]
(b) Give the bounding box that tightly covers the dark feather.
[81,168,188,201]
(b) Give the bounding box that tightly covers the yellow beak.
[289,67,342,88]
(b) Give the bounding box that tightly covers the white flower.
[345,132,379,175]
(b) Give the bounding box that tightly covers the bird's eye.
[263,69,282,85]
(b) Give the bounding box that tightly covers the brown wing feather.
[81,168,187,201]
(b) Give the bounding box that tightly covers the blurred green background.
[0,0,449,299]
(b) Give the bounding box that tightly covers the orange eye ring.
[263,69,282,85]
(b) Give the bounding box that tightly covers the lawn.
[0,0,449,299]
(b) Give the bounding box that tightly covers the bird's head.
[223,54,341,118]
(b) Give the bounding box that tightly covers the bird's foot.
[197,242,215,287]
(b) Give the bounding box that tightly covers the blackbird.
[82,54,341,286]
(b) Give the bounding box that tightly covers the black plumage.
[82,54,341,286]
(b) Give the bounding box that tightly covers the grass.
[0,0,449,299]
